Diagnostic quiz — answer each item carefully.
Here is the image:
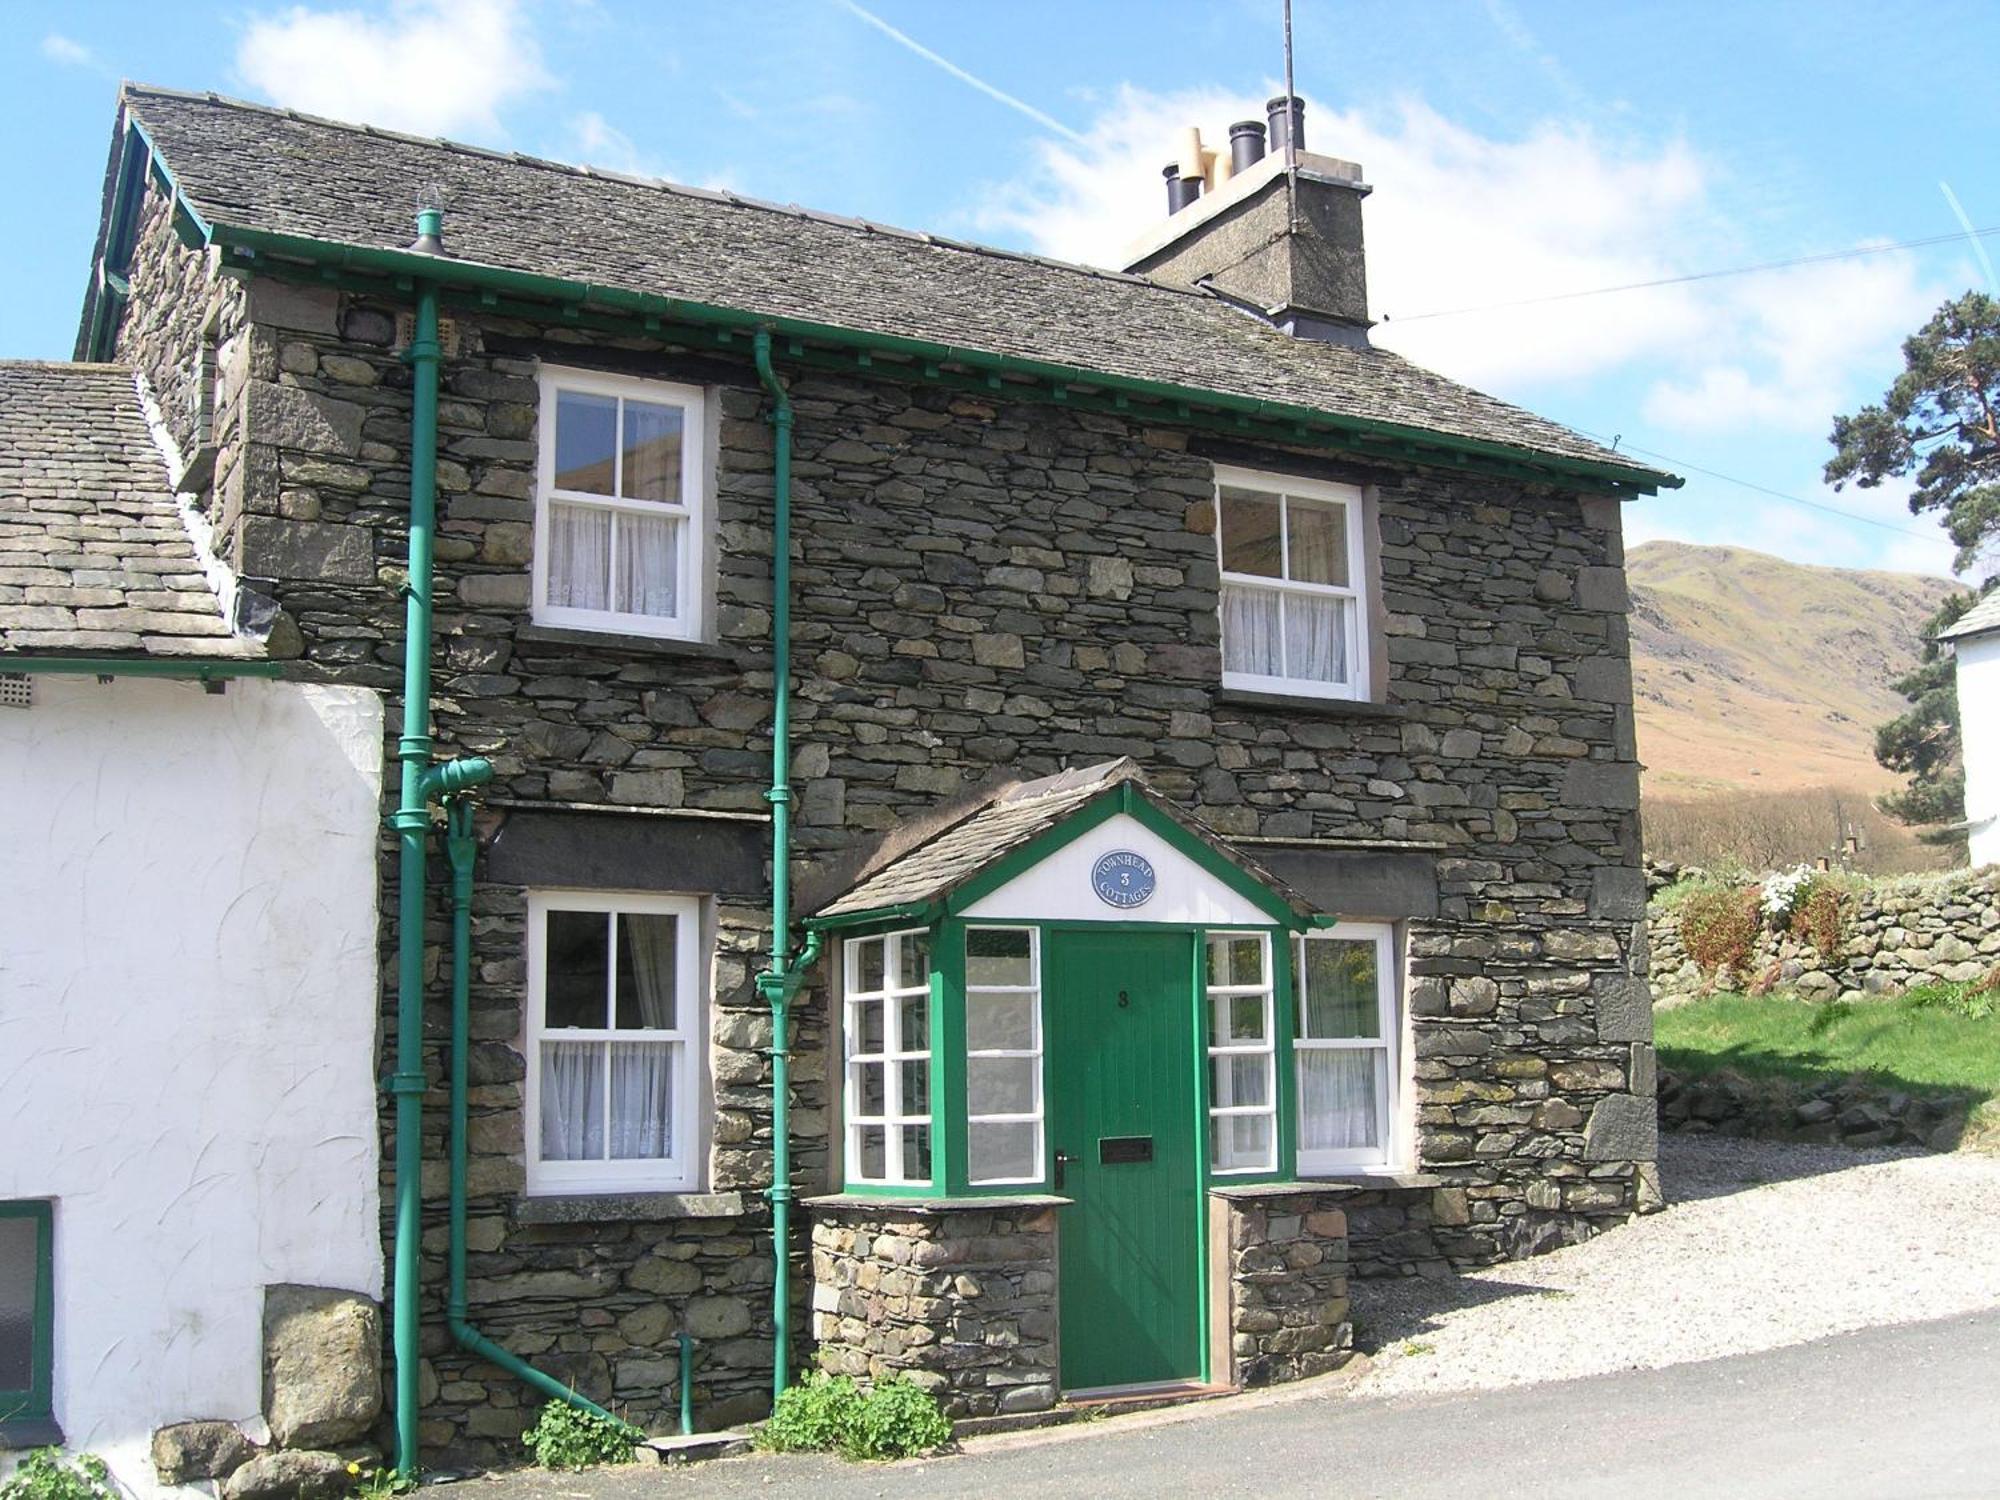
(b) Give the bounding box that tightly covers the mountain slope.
[1626,541,1958,795]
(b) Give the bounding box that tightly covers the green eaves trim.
[2,656,282,681]
[801,902,943,934]
[167,214,1676,495]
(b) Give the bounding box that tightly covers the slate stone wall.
[1649,867,2000,1002]
[114,172,1657,1451]
[808,1202,1060,1417]
[1213,1191,1354,1386]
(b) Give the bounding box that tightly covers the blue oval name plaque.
[1091,850,1157,910]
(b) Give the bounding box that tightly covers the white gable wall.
[0,676,384,1493]
[961,811,1275,926]
[1961,634,2000,869]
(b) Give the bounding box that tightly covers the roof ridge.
[118,82,1204,302]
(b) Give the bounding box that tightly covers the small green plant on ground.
[520,1398,642,1469]
[1677,884,1762,981]
[345,1460,417,1498]
[1654,991,2000,1101]
[758,1371,953,1461]
[0,1450,117,1500]
[1400,1340,1435,1357]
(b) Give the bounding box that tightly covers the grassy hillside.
[1627,540,1957,797]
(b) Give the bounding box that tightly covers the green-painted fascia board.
[940,782,1311,929]
[2,655,282,681]
[801,901,940,935]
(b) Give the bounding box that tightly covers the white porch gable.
[961,811,1277,926]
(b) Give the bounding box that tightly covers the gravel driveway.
[1350,1134,2000,1396]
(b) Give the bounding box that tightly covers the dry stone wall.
[808,1201,1059,1417]
[113,167,1658,1455]
[1213,1191,1354,1386]
[1649,868,2000,1003]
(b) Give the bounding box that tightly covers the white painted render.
[961,811,1276,926]
[1959,633,2000,869]
[0,676,384,1491]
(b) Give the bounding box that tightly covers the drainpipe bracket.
[384,1070,428,1097]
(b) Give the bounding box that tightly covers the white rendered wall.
[1961,636,2000,869]
[961,811,1276,926]
[0,676,383,1491]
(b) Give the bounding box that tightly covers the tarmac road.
[462,1307,2000,1499]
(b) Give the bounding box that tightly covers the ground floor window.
[1206,932,1277,1173]
[843,930,934,1185]
[1295,923,1399,1172]
[965,927,1044,1184]
[524,891,704,1194]
[0,1200,53,1437]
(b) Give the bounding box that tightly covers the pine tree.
[1826,291,2000,834]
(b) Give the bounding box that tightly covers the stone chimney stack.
[1121,96,1372,347]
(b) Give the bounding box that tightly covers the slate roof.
[111,86,1671,490]
[813,758,1316,921]
[0,362,247,658]
[1941,590,2000,643]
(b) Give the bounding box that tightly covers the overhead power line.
[1386,224,2000,323]
[1576,429,1943,544]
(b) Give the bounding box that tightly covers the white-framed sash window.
[1214,465,1369,700]
[964,926,1044,1185]
[1205,931,1277,1173]
[843,930,934,1186]
[1295,922,1399,1173]
[533,366,707,639]
[523,891,704,1194]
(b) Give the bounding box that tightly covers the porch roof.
[808,758,1321,928]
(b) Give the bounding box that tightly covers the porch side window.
[1205,932,1277,1173]
[844,931,933,1186]
[525,892,704,1194]
[1296,923,1398,1173]
[0,1200,54,1441]
[534,366,707,639]
[964,927,1043,1185]
[1215,465,1369,701]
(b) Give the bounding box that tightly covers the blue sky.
[6,0,1995,582]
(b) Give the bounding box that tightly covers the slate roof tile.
[1941,590,2000,642]
[116,86,1667,488]
[0,361,249,659]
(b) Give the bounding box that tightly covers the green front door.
[1046,928,1201,1392]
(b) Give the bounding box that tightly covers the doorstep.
[634,1431,753,1466]
[952,1381,1234,1439]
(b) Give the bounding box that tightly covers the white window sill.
[516,623,745,663]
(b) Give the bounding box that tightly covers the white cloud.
[41,34,96,67]
[566,112,668,180]
[973,86,1947,432]
[235,0,551,141]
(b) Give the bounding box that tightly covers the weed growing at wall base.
[520,1399,642,1469]
[758,1371,954,1461]
[0,1451,116,1500]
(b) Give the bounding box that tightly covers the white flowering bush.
[1760,864,1817,923]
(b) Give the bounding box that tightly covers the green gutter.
[196,223,1676,496]
[750,329,825,1404]
[1,656,282,682]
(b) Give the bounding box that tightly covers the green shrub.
[842,1377,954,1460]
[1904,975,2000,1022]
[520,1398,641,1469]
[759,1371,863,1454]
[0,1450,116,1500]
[758,1371,952,1461]
[1678,884,1761,980]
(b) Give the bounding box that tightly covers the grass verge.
[1655,988,2000,1101]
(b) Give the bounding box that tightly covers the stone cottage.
[57,83,1673,1472]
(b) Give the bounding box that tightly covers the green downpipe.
[388,258,448,1479]
[751,330,823,1405]
[445,803,623,1426]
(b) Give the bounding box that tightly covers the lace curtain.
[542,912,680,1163]
[1298,1050,1380,1150]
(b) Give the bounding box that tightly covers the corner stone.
[1583,1093,1658,1163]
[263,1285,383,1449]
[152,1421,257,1485]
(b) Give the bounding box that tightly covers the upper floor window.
[1295,922,1399,1173]
[534,367,707,639]
[524,891,705,1194]
[1214,466,1370,701]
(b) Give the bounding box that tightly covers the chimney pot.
[1266,94,1305,156]
[1228,120,1268,174]
[1163,163,1201,213]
